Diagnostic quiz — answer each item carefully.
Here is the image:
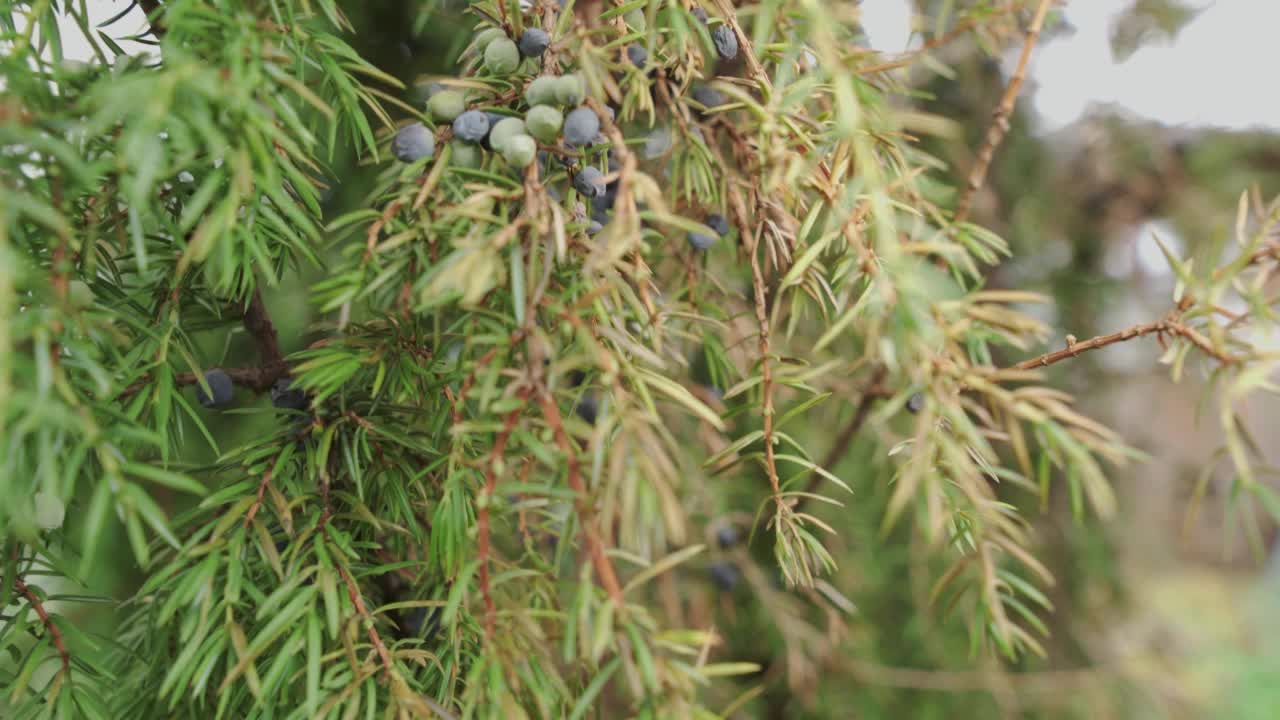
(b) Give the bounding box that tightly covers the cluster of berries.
[391,25,597,171]
[194,369,308,415]
[392,7,739,253]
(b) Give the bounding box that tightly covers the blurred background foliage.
[5,0,1280,717]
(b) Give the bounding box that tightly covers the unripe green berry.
[525,105,563,142]
[624,9,646,31]
[526,76,558,107]
[449,140,483,169]
[474,27,505,52]
[488,117,527,154]
[553,74,585,106]
[484,38,520,75]
[502,134,538,168]
[427,90,466,122]
[34,491,65,530]
[67,279,92,308]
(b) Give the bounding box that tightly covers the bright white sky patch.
[860,0,913,53]
[1030,0,1279,131]
[858,0,1279,132]
[51,1,153,60]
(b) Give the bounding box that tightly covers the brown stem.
[1011,317,1237,370]
[952,0,1054,225]
[477,395,528,643]
[244,468,274,529]
[118,287,288,400]
[730,186,785,511]
[14,578,70,677]
[856,5,1021,76]
[336,565,394,680]
[243,287,285,368]
[118,364,287,400]
[534,389,624,608]
[449,329,526,425]
[318,442,337,530]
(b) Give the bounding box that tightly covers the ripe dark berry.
[518,28,550,58]
[195,369,234,408]
[452,110,491,143]
[688,223,718,251]
[712,25,739,60]
[690,85,724,117]
[402,606,428,636]
[271,377,308,412]
[575,392,598,424]
[573,166,606,199]
[596,183,617,211]
[906,393,925,414]
[691,7,709,24]
[716,525,738,549]
[643,126,672,159]
[590,201,611,223]
[705,213,730,236]
[709,562,740,591]
[563,107,600,147]
[626,45,647,68]
[587,220,604,235]
[395,605,442,643]
[391,122,435,163]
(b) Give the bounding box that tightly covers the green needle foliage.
[3,0,1279,718]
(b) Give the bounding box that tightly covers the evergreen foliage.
[2,1,1278,718]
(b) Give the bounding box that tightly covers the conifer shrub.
[2,1,1277,717]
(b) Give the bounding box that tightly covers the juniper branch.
[14,578,70,677]
[953,0,1055,224]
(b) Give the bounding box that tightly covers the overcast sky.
[56,0,1279,133]
[860,0,1277,131]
